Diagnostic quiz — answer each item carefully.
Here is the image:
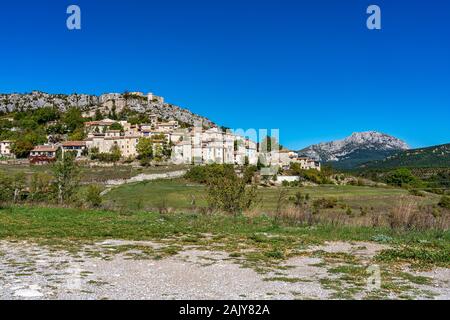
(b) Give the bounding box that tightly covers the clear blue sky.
[0,0,449,149]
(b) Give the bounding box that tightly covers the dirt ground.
[0,240,448,300]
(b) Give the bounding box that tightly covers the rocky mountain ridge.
[298,131,410,169]
[0,91,215,127]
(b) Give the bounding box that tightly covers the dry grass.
[388,197,449,231]
[259,197,449,231]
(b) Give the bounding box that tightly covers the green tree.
[0,171,13,203]
[29,172,53,202]
[68,127,86,141]
[11,140,34,158]
[136,138,153,160]
[110,144,122,162]
[109,122,124,131]
[52,152,80,204]
[34,106,60,125]
[94,109,103,121]
[18,118,39,130]
[386,168,421,187]
[63,107,84,132]
[11,172,26,203]
[243,165,257,184]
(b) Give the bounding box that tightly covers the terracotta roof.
[84,119,116,126]
[176,141,191,146]
[62,141,86,147]
[104,136,141,140]
[31,145,58,152]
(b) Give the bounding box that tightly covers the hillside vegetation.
[359,143,450,169]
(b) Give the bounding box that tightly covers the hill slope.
[298,131,409,170]
[358,143,450,169]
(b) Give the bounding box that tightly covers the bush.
[84,185,103,208]
[386,168,422,188]
[409,189,426,197]
[29,172,53,202]
[313,197,338,209]
[0,172,14,202]
[206,175,258,215]
[290,191,309,208]
[438,196,450,209]
[388,198,448,231]
[290,165,331,185]
[91,152,121,163]
[185,164,236,184]
[243,165,258,184]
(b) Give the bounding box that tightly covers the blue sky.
[0,0,449,149]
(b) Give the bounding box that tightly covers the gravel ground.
[0,240,448,300]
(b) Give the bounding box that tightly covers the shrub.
[243,165,258,184]
[206,175,257,215]
[345,207,353,217]
[388,199,417,230]
[185,164,236,184]
[388,198,448,231]
[0,171,14,202]
[52,152,80,204]
[409,189,426,197]
[29,172,53,202]
[84,185,103,208]
[275,206,315,226]
[91,152,121,163]
[386,168,422,188]
[290,191,308,208]
[438,195,450,209]
[313,197,338,209]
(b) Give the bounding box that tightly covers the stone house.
[84,119,117,136]
[156,120,179,132]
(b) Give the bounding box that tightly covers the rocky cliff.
[0,91,215,127]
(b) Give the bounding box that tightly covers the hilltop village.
[0,92,320,171]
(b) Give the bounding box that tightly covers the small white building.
[62,141,87,158]
[157,120,179,132]
[29,145,59,164]
[0,140,14,158]
[172,140,193,164]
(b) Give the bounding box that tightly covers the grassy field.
[0,203,448,299]
[103,179,439,213]
[0,206,448,268]
[0,163,189,183]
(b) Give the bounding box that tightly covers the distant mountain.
[298,131,409,170]
[358,143,450,169]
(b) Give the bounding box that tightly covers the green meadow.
[103,179,438,213]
